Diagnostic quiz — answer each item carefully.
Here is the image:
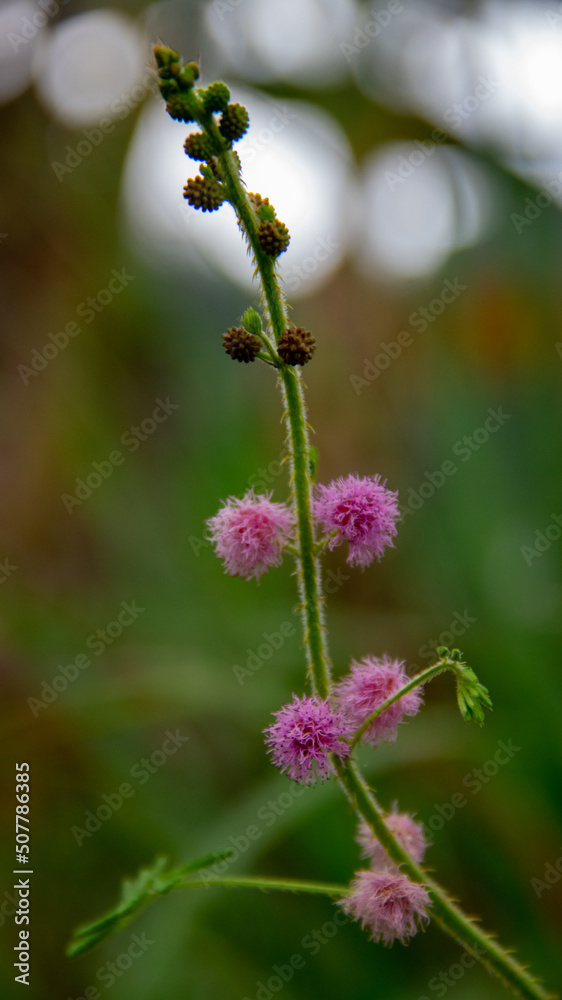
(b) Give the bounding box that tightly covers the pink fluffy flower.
[312,474,400,567]
[335,656,422,746]
[207,490,293,581]
[340,870,430,946]
[357,811,428,870]
[264,694,352,785]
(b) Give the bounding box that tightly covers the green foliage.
[67,852,232,957]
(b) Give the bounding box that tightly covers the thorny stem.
[183,80,555,1000]
[215,138,332,698]
[335,760,553,1000]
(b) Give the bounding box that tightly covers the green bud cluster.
[154,45,253,217]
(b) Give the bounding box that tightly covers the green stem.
[350,659,452,748]
[202,104,555,1000]
[178,875,347,897]
[335,760,552,1000]
[215,141,331,697]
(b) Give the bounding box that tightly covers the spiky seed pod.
[277,327,316,366]
[257,219,290,257]
[184,132,213,161]
[183,175,224,212]
[165,95,197,123]
[201,81,230,113]
[219,103,250,143]
[222,327,262,363]
[249,192,269,210]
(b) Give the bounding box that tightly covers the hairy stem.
[178,875,347,896]
[213,119,554,1000]
[216,142,331,697]
[336,760,552,1000]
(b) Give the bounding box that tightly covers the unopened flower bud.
[242,308,263,337]
[166,95,197,123]
[219,103,250,143]
[257,219,290,257]
[184,132,214,161]
[183,175,225,212]
[201,81,230,113]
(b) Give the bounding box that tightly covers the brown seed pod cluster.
[222,327,262,363]
[277,328,316,366]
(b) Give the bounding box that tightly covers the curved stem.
[349,659,452,748]
[207,111,555,1000]
[335,760,552,1000]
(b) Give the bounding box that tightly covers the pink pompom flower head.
[335,656,422,747]
[340,869,430,946]
[357,810,428,870]
[264,694,352,785]
[312,474,400,567]
[207,489,293,581]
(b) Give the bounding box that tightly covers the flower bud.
[184,133,214,161]
[257,219,290,257]
[242,308,263,336]
[219,103,250,143]
[201,81,230,113]
[166,95,197,123]
[183,175,225,212]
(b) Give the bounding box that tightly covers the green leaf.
[66,851,233,958]
[454,661,493,726]
[242,307,263,336]
[257,203,275,222]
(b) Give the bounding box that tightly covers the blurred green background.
[1,0,561,997]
